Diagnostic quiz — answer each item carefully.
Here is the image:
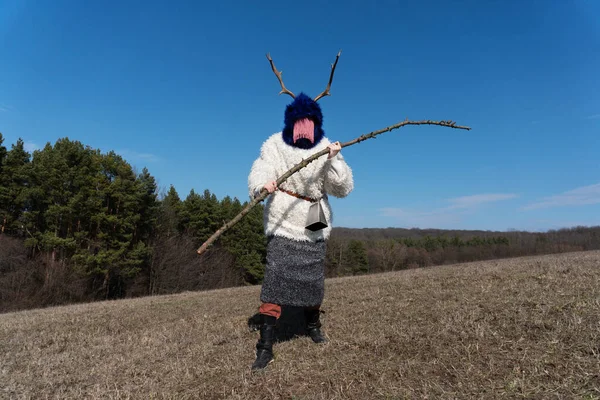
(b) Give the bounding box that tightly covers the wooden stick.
[197,119,470,255]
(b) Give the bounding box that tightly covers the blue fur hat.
[282,92,325,149]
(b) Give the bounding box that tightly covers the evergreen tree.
[422,235,438,252]
[156,184,182,237]
[0,133,7,233]
[18,139,106,261]
[135,167,159,243]
[451,235,464,247]
[59,150,156,297]
[221,199,266,284]
[0,138,31,235]
[0,132,6,173]
[344,239,369,275]
[180,188,222,244]
[198,189,220,243]
[180,189,203,238]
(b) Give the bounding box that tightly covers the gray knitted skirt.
[260,235,327,307]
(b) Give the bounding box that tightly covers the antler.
[314,50,342,102]
[266,53,295,99]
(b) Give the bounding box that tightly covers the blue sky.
[1,0,599,232]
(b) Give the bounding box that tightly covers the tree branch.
[197,119,470,255]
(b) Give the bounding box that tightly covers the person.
[247,92,354,370]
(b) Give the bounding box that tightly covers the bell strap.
[278,187,318,203]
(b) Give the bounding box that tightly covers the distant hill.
[331,225,600,241]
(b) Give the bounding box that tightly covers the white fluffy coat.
[248,133,354,242]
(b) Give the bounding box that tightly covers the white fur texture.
[248,133,354,242]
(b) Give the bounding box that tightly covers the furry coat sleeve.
[248,142,277,199]
[324,153,354,198]
[248,133,354,241]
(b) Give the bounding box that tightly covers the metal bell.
[305,200,328,231]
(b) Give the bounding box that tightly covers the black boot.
[251,315,276,371]
[304,308,328,344]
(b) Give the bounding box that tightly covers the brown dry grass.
[1,251,599,399]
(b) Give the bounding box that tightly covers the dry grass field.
[1,251,599,399]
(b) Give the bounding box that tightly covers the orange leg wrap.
[259,302,282,319]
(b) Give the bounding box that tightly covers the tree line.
[324,226,600,277]
[1,133,599,313]
[0,133,265,311]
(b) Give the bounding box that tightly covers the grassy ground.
[1,251,599,399]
